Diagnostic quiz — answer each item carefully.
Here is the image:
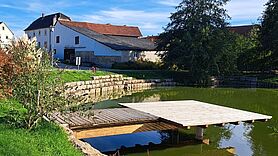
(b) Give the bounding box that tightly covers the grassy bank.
[0,122,83,156]
[0,99,82,156]
[52,69,113,83]
[51,69,190,84]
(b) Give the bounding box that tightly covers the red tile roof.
[59,21,142,37]
[142,36,159,43]
[228,25,257,36]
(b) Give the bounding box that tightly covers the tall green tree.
[260,0,278,69]
[158,0,231,84]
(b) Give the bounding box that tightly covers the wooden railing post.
[195,127,204,141]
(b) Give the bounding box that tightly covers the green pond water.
[88,87,278,156]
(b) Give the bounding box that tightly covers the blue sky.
[0,0,268,37]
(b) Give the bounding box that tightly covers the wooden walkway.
[50,108,159,130]
[50,108,179,139]
[121,100,272,128]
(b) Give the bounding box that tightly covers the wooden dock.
[50,100,271,140]
[50,108,178,139]
[121,100,272,140]
[121,100,272,128]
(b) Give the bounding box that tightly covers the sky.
[0,0,268,37]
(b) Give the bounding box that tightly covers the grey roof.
[25,13,71,31]
[64,24,156,51]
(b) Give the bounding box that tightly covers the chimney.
[53,15,57,26]
[41,13,45,17]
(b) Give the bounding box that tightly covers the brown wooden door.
[64,49,75,63]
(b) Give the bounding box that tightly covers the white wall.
[53,22,124,60]
[0,23,14,48]
[25,28,51,50]
[141,51,161,62]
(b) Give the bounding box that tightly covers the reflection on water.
[219,123,254,156]
[82,131,163,153]
[81,87,278,156]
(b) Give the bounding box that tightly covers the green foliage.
[260,0,278,69]
[0,121,82,156]
[158,0,231,84]
[112,61,163,70]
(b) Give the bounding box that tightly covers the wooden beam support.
[230,121,241,125]
[257,119,269,122]
[195,127,204,141]
[198,125,209,129]
[246,120,255,124]
[215,123,226,127]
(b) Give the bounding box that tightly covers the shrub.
[0,36,68,129]
[112,60,162,70]
[0,49,20,98]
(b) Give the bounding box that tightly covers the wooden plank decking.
[121,100,272,128]
[50,108,160,130]
[50,107,179,139]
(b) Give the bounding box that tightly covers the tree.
[260,0,278,69]
[158,0,232,84]
[236,27,267,71]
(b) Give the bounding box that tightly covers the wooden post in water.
[195,127,204,141]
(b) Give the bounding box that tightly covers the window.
[33,32,35,37]
[28,36,31,40]
[53,49,57,54]
[2,26,4,30]
[44,30,47,36]
[56,36,60,43]
[38,42,41,47]
[75,36,79,44]
[6,36,8,39]
[44,41,47,48]
[38,30,41,36]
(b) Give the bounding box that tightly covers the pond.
[81,87,278,156]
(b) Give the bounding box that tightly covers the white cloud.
[157,0,180,7]
[225,0,268,25]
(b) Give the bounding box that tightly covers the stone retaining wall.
[65,74,176,104]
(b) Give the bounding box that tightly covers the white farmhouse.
[24,13,71,52]
[24,13,158,67]
[0,22,14,49]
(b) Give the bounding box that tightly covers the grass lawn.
[0,122,83,156]
[52,69,114,83]
[0,99,83,156]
